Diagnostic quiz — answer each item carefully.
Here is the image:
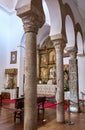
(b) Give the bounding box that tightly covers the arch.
[64,3,75,25]
[20,33,26,47]
[75,23,84,54]
[42,0,51,25]
[37,24,50,47]
[63,3,75,47]
[65,15,75,47]
[58,0,67,41]
[20,24,50,48]
[77,32,83,55]
[45,0,62,35]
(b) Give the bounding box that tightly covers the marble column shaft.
[21,14,44,130]
[37,49,40,80]
[52,37,65,123]
[16,1,45,130]
[23,15,37,130]
[67,47,79,112]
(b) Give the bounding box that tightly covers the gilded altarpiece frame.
[37,37,69,90]
[38,48,56,84]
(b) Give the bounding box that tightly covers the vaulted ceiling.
[74,0,85,19]
[0,0,85,53]
[0,0,85,19]
[0,0,17,10]
[0,0,85,20]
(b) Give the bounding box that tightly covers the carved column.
[16,3,45,130]
[51,35,65,123]
[66,47,79,112]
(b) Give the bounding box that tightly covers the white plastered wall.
[0,6,24,96]
[0,0,85,99]
[77,56,85,99]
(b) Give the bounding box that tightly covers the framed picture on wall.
[10,51,17,64]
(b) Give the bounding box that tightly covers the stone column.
[16,3,45,130]
[66,47,80,112]
[37,49,40,81]
[51,35,65,123]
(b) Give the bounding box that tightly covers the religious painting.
[64,64,69,91]
[10,51,17,64]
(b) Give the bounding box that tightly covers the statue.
[7,75,15,89]
[49,67,56,78]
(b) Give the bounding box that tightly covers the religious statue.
[49,67,56,78]
[7,75,15,89]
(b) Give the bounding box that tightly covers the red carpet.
[44,102,56,109]
[1,99,68,111]
[41,101,68,110]
[2,99,15,103]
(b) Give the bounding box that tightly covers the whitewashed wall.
[78,56,85,99]
[0,7,24,97]
[0,7,9,91]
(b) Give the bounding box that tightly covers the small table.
[37,96,46,118]
[81,92,85,112]
[14,96,46,121]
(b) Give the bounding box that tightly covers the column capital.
[16,1,45,33]
[21,13,40,33]
[51,34,66,51]
[65,46,77,58]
